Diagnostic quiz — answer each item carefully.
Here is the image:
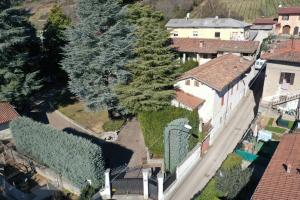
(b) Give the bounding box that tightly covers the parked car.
[255,59,266,70]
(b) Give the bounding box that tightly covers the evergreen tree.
[42,5,71,83]
[0,0,41,106]
[115,4,177,114]
[61,0,135,117]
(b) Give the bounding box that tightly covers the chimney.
[199,40,204,48]
[287,163,292,173]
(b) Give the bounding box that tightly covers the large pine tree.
[115,4,177,114]
[0,0,41,106]
[42,5,71,83]
[61,0,135,117]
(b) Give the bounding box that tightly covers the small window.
[185,79,190,85]
[221,96,224,106]
[194,80,199,87]
[279,72,295,85]
[173,32,178,37]
[203,54,208,59]
[193,31,198,37]
[282,15,289,21]
[215,32,221,38]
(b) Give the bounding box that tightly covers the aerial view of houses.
[2,0,300,200]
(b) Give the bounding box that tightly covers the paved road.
[168,68,265,200]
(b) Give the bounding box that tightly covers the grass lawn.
[58,102,124,133]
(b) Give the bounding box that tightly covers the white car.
[254,59,266,70]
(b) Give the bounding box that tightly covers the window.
[203,54,208,59]
[194,80,199,87]
[173,32,178,37]
[215,32,221,38]
[185,79,190,85]
[193,31,198,37]
[279,72,295,85]
[221,96,224,106]
[282,15,289,21]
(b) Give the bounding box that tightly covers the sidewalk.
[168,90,257,200]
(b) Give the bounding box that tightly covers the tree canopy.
[61,0,135,117]
[0,0,41,105]
[115,3,177,114]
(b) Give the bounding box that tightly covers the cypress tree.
[115,4,177,114]
[0,0,41,106]
[42,5,71,83]
[61,0,135,117]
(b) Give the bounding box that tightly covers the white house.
[172,54,255,145]
[0,102,19,139]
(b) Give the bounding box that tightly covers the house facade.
[276,7,300,35]
[171,38,259,65]
[261,40,300,113]
[0,102,19,139]
[251,18,277,42]
[172,54,255,144]
[166,17,251,41]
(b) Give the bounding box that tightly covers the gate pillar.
[104,169,111,199]
[158,172,164,200]
[143,168,150,199]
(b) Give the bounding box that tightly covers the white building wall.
[0,123,12,140]
[175,78,215,123]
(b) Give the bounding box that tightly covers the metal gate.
[111,178,143,195]
[149,176,158,200]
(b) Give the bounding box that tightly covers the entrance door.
[283,25,291,34]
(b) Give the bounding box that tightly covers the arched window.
[283,25,291,34]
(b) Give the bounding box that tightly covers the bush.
[10,117,105,189]
[80,185,98,200]
[138,106,200,157]
[176,60,198,74]
[220,153,242,171]
[267,118,274,126]
[103,119,125,131]
[196,179,220,200]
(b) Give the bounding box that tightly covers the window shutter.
[279,73,284,84]
[291,73,295,85]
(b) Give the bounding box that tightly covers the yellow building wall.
[168,27,246,40]
[277,15,300,34]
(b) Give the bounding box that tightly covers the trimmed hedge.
[138,106,200,157]
[220,153,243,171]
[10,117,104,189]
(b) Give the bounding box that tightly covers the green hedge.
[10,117,105,189]
[196,179,220,200]
[138,106,200,157]
[176,60,198,74]
[220,153,242,171]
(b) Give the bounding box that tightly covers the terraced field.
[192,0,300,22]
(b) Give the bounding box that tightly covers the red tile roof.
[278,7,300,15]
[262,40,300,63]
[252,134,300,200]
[254,18,277,25]
[175,90,205,110]
[0,102,19,124]
[171,38,259,54]
[179,54,254,92]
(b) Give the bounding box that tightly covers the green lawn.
[138,106,201,158]
[58,102,124,133]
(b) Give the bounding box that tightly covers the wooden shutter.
[290,73,295,85]
[279,72,284,84]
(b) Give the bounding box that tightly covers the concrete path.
[116,118,147,175]
[168,90,256,200]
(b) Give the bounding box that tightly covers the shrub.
[176,60,198,74]
[220,153,242,171]
[138,106,200,157]
[103,119,125,131]
[10,117,105,189]
[79,185,98,200]
[267,118,274,126]
[196,179,220,200]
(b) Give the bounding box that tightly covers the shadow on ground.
[63,128,133,169]
[236,141,278,200]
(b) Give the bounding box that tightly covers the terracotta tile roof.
[262,40,300,63]
[254,18,277,25]
[252,134,300,200]
[175,90,205,110]
[179,54,254,92]
[171,38,259,54]
[278,7,300,15]
[0,102,19,124]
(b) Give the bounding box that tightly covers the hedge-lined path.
[116,118,147,170]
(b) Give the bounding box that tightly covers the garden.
[138,106,202,158]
